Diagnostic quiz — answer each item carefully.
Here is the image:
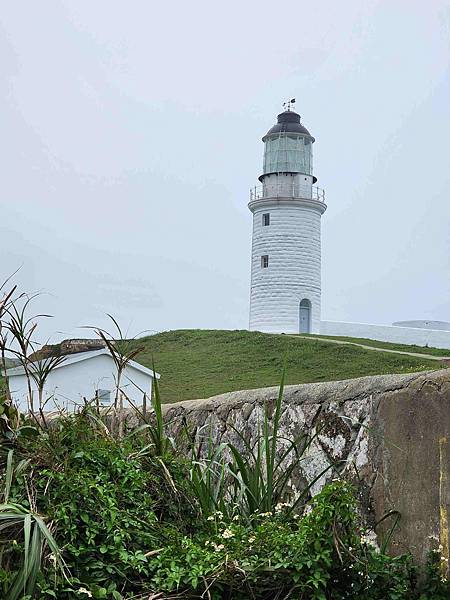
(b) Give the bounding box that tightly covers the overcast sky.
[1,0,449,342]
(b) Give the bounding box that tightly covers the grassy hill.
[129,329,445,403]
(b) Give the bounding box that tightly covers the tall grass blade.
[4,450,13,502]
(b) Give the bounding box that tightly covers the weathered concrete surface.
[372,374,450,565]
[163,369,450,565]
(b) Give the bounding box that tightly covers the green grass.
[300,334,450,357]
[128,329,445,403]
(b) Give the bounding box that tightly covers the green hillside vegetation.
[129,329,444,403]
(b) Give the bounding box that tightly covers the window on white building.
[261,255,269,268]
[262,213,270,226]
[96,389,111,404]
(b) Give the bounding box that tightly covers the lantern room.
[261,110,315,180]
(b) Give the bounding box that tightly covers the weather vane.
[283,98,296,111]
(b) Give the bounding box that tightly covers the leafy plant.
[84,315,147,436]
[149,481,416,600]
[0,502,67,600]
[187,369,332,522]
[0,275,19,403]
[124,361,174,461]
[6,414,196,599]
[0,450,67,600]
[0,395,21,445]
[227,369,331,520]
[1,281,63,424]
[418,550,450,600]
[188,429,231,518]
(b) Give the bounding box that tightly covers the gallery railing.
[249,183,325,202]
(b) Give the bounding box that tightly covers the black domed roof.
[263,110,314,141]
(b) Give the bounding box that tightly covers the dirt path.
[289,335,450,362]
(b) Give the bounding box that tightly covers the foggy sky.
[1,0,449,343]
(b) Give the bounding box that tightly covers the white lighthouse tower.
[248,101,327,334]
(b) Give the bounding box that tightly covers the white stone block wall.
[249,198,324,334]
[320,320,450,350]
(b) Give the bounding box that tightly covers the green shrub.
[3,415,197,598]
[149,481,417,600]
[418,551,450,600]
[1,409,448,599]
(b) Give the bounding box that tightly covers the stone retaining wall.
[163,369,450,565]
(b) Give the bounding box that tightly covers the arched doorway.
[299,299,312,333]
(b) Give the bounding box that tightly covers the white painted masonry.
[249,196,325,333]
[6,349,159,413]
[248,109,327,334]
[320,321,450,350]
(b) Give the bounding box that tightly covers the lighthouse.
[248,101,327,334]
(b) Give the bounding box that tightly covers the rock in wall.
[163,369,450,565]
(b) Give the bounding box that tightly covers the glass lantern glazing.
[263,134,313,175]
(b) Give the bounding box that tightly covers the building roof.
[392,320,450,331]
[263,110,314,141]
[28,338,106,362]
[5,349,160,379]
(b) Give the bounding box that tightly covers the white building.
[248,103,327,334]
[6,347,159,413]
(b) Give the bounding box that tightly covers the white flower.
[275,502,290,512]
[360,530,380,552]
[222,528,234,539]
[259,511,272,518]
[204,540,210,546]
[232,515,239,521]
[212,542,225,551]
[78,589,93,598]
[215,511,224,518]
[207,515,215,521]
[248,536,256,543]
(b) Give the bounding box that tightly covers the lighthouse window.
[261,255,269,268]
[262,213,270,226]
